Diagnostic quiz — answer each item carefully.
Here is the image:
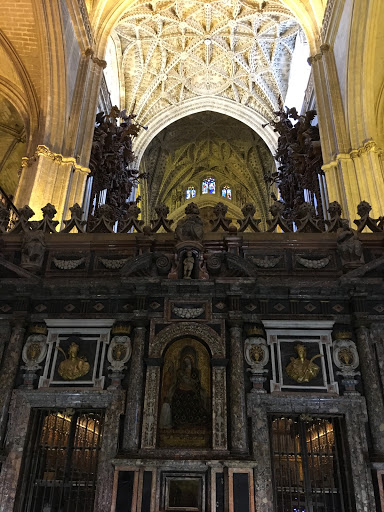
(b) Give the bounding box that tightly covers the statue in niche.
[58,342,90,380]
[183,251,195,279]
[160,345,209,430]
[286,344,322,383]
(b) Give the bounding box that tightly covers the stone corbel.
[83,47,107,69]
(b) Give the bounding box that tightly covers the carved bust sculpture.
[58,342,90,380]
[286,343,322,383]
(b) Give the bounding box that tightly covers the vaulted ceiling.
[114,0,303,127]
[140,111,275,224]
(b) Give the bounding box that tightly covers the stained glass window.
[202,177,215,194]
[186,187,196,200]
[222,186,231,199]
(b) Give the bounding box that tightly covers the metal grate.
[270,415,355,512]
[18,409,104,512]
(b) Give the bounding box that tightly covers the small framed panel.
[164,474,205,512]
[263,320,338,393]
[39,319,114,389]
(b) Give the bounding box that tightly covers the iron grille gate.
[270,415,355,512]
[18,409,104,512]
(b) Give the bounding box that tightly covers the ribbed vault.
[114,0,303,129]
[140,111,275,226]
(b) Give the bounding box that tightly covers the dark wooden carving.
[265,107,323,218]
[88,106,146,223]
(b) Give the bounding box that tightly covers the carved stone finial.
[244,335,269,393]
[61,203,86,233]
[237,203,261,232]
[267,200,292,232]
[31,203,59,233]
[8,205,35,233]
[151,203,173,233]
[210,202,232,232]
[354,200,381,232]
[325,201,346,232]
[175,202,203,241]
[87,204,116,233]
[119,204,144,233]
[294,201,323,233]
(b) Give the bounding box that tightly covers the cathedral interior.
[1,1,384,511]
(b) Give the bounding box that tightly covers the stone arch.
[0,31,39,153]
[149,322,225,359]
[133,97,278,162]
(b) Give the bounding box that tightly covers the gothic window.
[270,415,355,512]
[20,409,104,512]
[186,186,196,200]
[202,177,215,194]
[222,186,232,199]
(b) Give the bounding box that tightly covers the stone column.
[94,392,125,511]
[123,316,147,452]
[249,401,274,512]
[229,320,248,454]
[0,319,26,445]
[355,324,384,457]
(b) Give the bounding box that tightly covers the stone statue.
[58,342,90,380]
[175,202,204,241]
[337,220,363,264]
[20,230,46,272]
[286,344,322,383]
[183,251,194,279]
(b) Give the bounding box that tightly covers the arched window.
[202,177,215,194]
[186,186,196,200]
[222,186,232,199]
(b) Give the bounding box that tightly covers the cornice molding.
[21,145,90,174]
[322,140,383,170]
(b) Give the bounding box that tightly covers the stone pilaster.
[212,362,228,451]
[355,325,384,457]
[0,319,26,445]
[123,315,147,452]
[229,320,248,454]
[141,363,161,449]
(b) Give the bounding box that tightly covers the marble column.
[123,317,147,452]
[0,319,26,445]
[94,392,125,511]
[250,404,274,512]
[355,325,384,456]
[229,321,248,454]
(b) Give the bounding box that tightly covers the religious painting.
[159,339,211,448]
